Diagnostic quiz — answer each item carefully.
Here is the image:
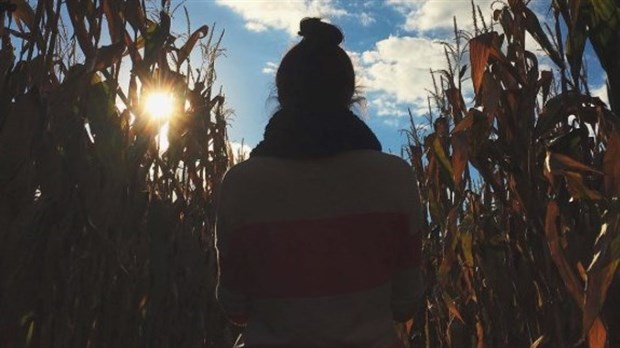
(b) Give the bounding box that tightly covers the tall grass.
[406,1,620,347]
[0,1,235,346]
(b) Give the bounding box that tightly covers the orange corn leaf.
[563,171,603,201]
[481,70,501,116]
[394,322,410,348]
[431,136,454,180]
[545,200,585,307]
[475,320,484,348]
[583,208,620,340]
[448,302,464,324]
[577,262,587,282]
[469,32,504,96]
[587,317,607,348]
[545,151,604,175]
[452,111,476,133]
[461,232,474,268]
[583,260,619,339]
[451,131,469,188]
[443,293,464,323]
[178,25,209,65]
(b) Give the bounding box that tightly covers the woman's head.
[276,18,355,111]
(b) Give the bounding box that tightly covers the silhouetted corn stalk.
[406,1,620,347]
[0,1,234,347]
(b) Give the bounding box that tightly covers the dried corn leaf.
[177,25,209,66]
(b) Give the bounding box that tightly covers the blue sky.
[175,0,609,157]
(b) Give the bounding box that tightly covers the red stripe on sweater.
[220,212,421,298]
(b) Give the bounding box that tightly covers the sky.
[175,0,609,157]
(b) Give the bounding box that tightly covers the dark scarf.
[250,108,382,159]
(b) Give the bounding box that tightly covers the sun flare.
[144,92,175,120]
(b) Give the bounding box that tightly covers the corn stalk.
[0,1,234,347]
[406,1,620,347]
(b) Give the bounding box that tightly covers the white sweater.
[216,150,425,348]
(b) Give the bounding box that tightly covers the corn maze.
[0,0,619,347]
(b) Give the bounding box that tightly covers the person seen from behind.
[216,18,426,348]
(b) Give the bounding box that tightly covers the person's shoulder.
[354,150,413,175]
[223,151,414,182]
[362,152,419,195]
[221,158,252,184]
[221,157,273,185]
[376,151,411,169]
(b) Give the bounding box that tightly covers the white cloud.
[229,140,253,162]
[348,36,450,117]
[345,50,370,92]
[262,61,278,75]
[359,12,376,26]
[591,83,609,106]
[215,0,347,36]
[382,117,402,127]
[387,0,495,32]
[357,36,447,105]
[370,96,407,117]
[246,21,268,32]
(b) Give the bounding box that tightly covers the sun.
[144,91,175,120]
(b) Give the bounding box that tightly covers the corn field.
[405,0,620,347]
[0,0,236,347]
[1,0,619,348]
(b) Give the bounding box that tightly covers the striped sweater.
[216,150,425,348]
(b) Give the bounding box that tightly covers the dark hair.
[276,18,355,111]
